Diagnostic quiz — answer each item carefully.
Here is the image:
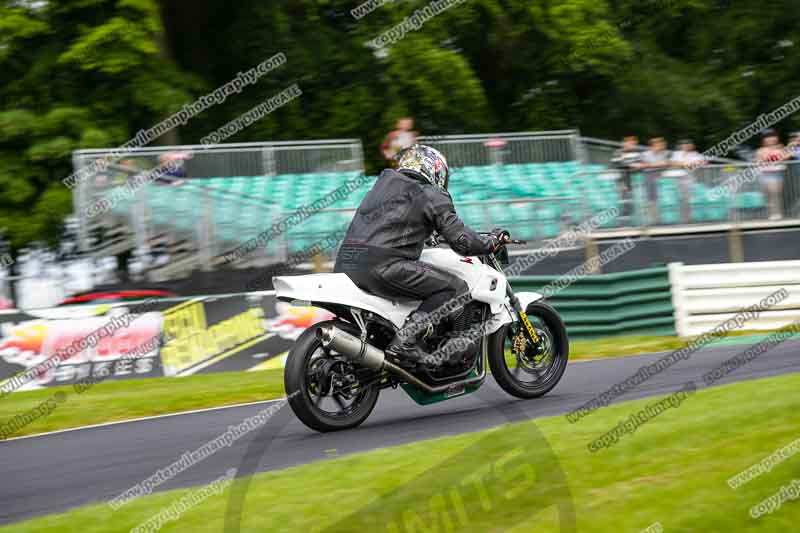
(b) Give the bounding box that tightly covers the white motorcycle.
[274,234,569,432]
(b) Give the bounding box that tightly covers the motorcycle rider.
[334,144,508,366]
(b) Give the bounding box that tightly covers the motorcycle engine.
[425,301,486,372]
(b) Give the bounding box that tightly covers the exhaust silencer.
[317,326,385,371]
[317,325,487,395]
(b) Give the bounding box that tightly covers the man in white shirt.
[640,138,671,223]
[670,139,704,167]
[664,139,705,223]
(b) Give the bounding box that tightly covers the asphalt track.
[1,339,798,525]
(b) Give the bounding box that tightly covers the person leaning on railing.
[757,129,790,221]
[640,137,672,223]
[155,152,190,186]
[664,139,705,223]
[789,132,800,160]
[609,135,644,219]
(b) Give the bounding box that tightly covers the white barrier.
[669,260,800,337]
[15,278,67,311]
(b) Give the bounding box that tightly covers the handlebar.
[426,231,528,250]
[477,232,527,246]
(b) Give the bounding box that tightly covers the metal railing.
[82,169,371,272]
[72,139,364,252]
[72,139,363,178]
[578,136,742,167]
[579,137,624,166]
[78,160,800,280]
[418,130,583,167]
[573,160,800,229]
[68,134,800,283]
[291,196,587,252]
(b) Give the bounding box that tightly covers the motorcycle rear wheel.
[285,319,380,432]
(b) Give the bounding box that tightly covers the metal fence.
[578,136,741,167]
[300,196,585,248]
[574,161,800,228]
[72,140,364,253]
[72,139,363,178]
[418,130,583,167]
[68,134,800,284]
[579,137,623,166]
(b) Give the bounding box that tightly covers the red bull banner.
[0,292,335,391]
[0,306,163,391]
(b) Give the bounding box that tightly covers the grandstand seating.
[108,163,767,254]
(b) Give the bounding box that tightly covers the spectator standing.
[757,129,789,220]
[380,117,418,164]
[116,159,144,186]
[665,139,705,223]
[789,131,800,160]
[609,135,643,219]
[640,137,671,223]
[156,152,190,185]
[787,132,800,218]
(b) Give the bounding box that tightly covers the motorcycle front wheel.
[488,301,569,399]
[285,319,380,432]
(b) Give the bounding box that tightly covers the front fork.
[506,285,540,345]
[487,252,541,346]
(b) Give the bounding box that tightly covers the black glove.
[425,233,441,247]
[487,228,511,253]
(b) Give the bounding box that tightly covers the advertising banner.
[0,305,163,391]
[0,292,334,391]
[159,293,333,376]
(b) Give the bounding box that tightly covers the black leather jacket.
[336,168,490,269]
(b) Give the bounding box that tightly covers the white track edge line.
[0,397,288,443]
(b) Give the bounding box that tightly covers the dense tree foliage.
[1,0,798,246]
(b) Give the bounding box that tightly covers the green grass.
[0,369,285,439]
[504,330,774,368]
[568,329,778,361]
[4,372,798,532]
[570,334,686,360]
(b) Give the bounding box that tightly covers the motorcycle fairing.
[273,248,546,331]
[273,273,418,328]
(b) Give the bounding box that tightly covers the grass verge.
[0,369,284,439]
[567,328,778,362]
[3,372,799,532]
[0,328,788,440]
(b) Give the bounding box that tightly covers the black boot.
[385,311,433,366]
[424,330,479,368]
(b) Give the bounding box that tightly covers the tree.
[0,0,197,247]
[2,0,799,246]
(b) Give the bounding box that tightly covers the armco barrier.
[669,260,800,337]
[510,266,676,338]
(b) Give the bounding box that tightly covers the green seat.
[458,204,486,229]
[736,191,766,209]
[659,207,680,225]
